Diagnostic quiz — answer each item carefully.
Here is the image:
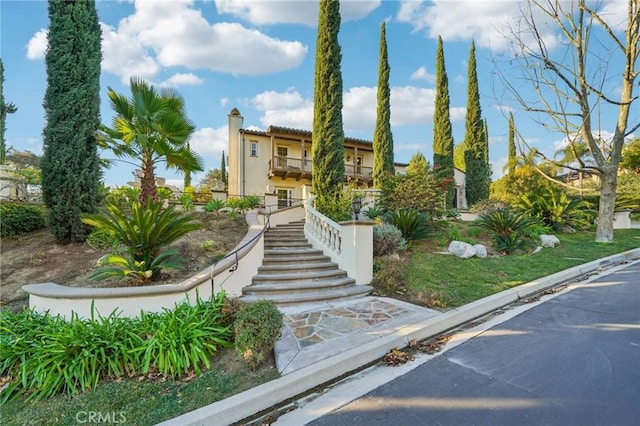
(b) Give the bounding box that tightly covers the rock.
[540,234,560,248]
[473,244,487,258]
[448,241,477,259]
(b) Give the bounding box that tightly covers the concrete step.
[252,268,347,284]
[240,285,373,305]
[244,276,356,294]
[264,234,307,242]
[264,241,312,249]
[262,254,331,265]
[263,247,325,257]
[257,261,338,274]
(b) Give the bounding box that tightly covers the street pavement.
[296,261,640,426]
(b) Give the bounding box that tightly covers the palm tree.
[100,77,203,203]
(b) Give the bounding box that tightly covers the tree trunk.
[139,162,158,204]
[595,165,617,242]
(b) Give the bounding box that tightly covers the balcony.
[269,156,312,181]
[268,156,373,184]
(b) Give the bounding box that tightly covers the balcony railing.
[269,156,373,183]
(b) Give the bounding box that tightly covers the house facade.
[227,108,467,209]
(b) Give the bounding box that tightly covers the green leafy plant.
[201,240,215,251]
[81,199,201,284]
[233,301,283,369]
[85,228,120,251]
[0,202,46,236]
[373,223,408,256]
[515,188,595,231]
[178,192,194,211]
[0,294,233,402]
[474,208,541,255]
[315,190,353,222]
[384,209,431,242]
[240,195,261,211]
[204,198,225,213]
[364,204,384,220]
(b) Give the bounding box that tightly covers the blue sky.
[1,0,632,189]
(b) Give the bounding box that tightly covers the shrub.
[178,192,194,211]
[315,190,353,222]
[371,257,409,296]
[204,198,225,213]
[364,204,384,220]
[474,208,541,255]
[233,301,283,369]
[241,195,261,211]
[385,209,431,242]
[0,202,46,236]
[470,199,509,215]
[373,223,407,256]
[515,188,595,231]
[81,199,201,284]
[0,294,233,402]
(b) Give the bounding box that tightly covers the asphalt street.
[306,261,640,426]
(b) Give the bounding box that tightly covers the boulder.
[540,234,560,248]
[473,244,488,258]
[448,241,477,259]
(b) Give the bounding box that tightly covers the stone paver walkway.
[284,299,411,348]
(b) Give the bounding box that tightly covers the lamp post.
[352,197,362,220]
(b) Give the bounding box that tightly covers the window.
[276,146,288,168]
[250,141,258,157]
[277,188,293,207]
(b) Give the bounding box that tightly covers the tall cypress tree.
[312,0,345,205]
[221,150,227,189]
[507,112,517,185]
[373,22,394,188]
[41,0,102,243]
[432,35,455,208]
[1,59,18,165]
[463,41,489,206]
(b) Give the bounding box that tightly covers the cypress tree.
[373,22,394,188]
[1,59,18,164]
[463,41,489,206]
[507,112,517,184]
[41,0,102,243]
[312,0,345,206]
[432,35,455,208]
[221,150,227,189]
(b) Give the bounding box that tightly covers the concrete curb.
[157,247,640,426]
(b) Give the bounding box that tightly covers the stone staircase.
[240,221,373,305]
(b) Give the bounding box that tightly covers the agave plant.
[82,199,201,284]
[474,208,541,255]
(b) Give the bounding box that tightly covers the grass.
[402,228,640,308]
[2,348,279,426]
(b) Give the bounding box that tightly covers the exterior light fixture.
[352,197,362,220]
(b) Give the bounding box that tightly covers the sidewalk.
[158,248,640,426]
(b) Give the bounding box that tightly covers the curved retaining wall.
[21,205,305,320]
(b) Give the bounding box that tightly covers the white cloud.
[251,89,313,129]
[189,126,228,158]
[100,22,159,84]
[411,66,436,83]
[396,0,558,52]
[101,0,307,83]
[26,28,48,60]
[450,107,466,122]
[159,73,204,87]
[214,0,381,26]
[249,84,466,135]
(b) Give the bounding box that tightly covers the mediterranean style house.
[227,108,467,209]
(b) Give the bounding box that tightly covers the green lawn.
[403,229,640,308]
